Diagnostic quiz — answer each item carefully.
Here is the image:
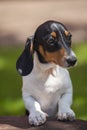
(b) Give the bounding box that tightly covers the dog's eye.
[66,34,72,47]
[48,37,54,43]
[67,34,72,41]
[65,31,72,41]
[46,37,61,52]
[47,37,56,46]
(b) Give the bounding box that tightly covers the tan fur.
[38,45,45,57]
[65,30,69,36]
[38,45,66,66]
[51,31,57,38]
[30,42,34,54]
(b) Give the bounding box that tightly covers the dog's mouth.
[60,56,77,68]
[49,55,77,68]
[60,49,77,68]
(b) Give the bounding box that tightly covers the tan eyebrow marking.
[51,31,57,38]
[65,30,69,36]
[30,42,34,53]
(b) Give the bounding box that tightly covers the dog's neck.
[34,52,61,76]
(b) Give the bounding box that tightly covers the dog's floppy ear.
[16,37,34,76]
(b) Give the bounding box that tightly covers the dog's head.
[16,20,77,76]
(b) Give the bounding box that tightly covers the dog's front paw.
[57,108,75,121]
[29,111,47,126]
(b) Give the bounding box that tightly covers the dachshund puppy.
[16,20,77,126]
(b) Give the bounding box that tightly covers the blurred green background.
[0,0,87,121]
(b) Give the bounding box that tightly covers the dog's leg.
[57,87,75,121]
[23,93,47,126]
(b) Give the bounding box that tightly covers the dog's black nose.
[66,57,77,66]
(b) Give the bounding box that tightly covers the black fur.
[34,20,72,63]
[16,38,33,76]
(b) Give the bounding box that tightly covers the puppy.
[16,20,77,126]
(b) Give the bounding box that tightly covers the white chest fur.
[22,53,72,115]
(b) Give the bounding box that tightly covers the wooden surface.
[0,116,87,130]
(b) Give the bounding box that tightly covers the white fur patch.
[18,68,22,75]
[22,52,75,126]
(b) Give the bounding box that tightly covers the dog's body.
[16,21,77,126]
[22,53,74,122]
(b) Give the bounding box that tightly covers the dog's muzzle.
[65,50,77,67]
[66,56,77,66]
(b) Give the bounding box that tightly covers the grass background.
[0,43,87,120]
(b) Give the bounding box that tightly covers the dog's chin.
[49,59,77,69]
[55,60,77,69]
[61,62,77,69]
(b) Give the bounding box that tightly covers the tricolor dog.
[16,20,77,126]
